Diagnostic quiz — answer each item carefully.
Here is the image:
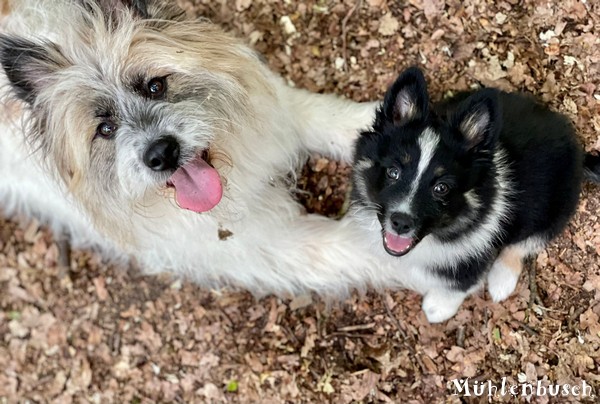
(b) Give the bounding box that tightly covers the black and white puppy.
[351,67,600,323]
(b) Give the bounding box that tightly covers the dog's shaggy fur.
[0,0,410,296]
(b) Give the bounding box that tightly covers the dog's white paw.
[422,291,465,323]
[487,262,520,302]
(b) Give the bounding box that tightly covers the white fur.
[0,102,115,253]
[487,260,520,302]
[392,128,439,215]
[422,288,469,323]
[352,158,374,203]
[0,1,421,298]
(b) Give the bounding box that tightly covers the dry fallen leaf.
[378,13,399,36]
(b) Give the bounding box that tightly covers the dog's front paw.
[422,291,465,323]
[487,261,520,302]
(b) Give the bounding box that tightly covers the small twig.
[534,306,567,314]
[341,0,362,72]
[218,307,234,328]
[112,332,121,355]
[337,322,376,332]
[519,322,539,336]
[328,332,376,338]
[583,1,599,24]
[383,296,408,340]
[350,369,371,376]
[568,305,587,329]
[56,236,71,279]
[527,256,543,309]
[381,295,427,374]
[456,326,466,348]
[282,325,300,346]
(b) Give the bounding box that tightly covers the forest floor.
[1,0,600,402]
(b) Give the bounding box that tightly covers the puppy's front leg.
[422,288,468,323]
[280,82,379,163]
[487,245,526,302]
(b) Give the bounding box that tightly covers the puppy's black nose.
[390,212,415,235]
[144,136,180,171]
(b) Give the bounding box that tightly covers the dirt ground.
[1,0,600,402]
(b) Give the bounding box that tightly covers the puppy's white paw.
[487,262,520,302]
[422,291,465,323]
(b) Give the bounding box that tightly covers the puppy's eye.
[96,122,117,139]
[433,182,450,196]
[386,167,400,181]
[147,77,167,99]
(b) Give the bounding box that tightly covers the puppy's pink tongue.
[168,156,222,213]
[384,232,413,255]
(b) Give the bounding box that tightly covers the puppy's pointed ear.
[383,67,429,126]
[451,89,501,153]
[0,35,68,104]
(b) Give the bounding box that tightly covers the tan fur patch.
[0,0,11,17]
[498,246,524,276]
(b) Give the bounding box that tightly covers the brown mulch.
[2,0,600,402]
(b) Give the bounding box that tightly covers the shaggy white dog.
[0,0,405,296]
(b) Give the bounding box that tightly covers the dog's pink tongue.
[168,156,222,213]
[384,232,413,254]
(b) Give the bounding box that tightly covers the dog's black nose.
[390,212,415,235]
[144,136,180,171]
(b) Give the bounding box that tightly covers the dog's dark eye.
[96,122,117,139]
[387,167,400,181]
[433,182,450,196]
[147,77,167,99]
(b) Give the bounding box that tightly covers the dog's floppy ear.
[451,89,501,153]
[0,35,68,105]
[383,67,429,126]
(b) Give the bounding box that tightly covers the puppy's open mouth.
[382,231,418,257]
[166,149,223,213]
